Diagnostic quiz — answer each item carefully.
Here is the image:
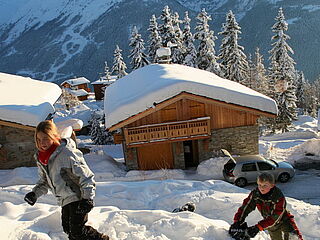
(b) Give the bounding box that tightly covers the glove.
[246,225,260,238]
[229,221,247,238]
[76,199,94,214]
[24,192,37,206]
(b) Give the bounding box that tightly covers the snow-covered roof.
[69,88,88,97]
[0,72,62,127]
[92,76,117,85]
[61,77,90,86]
[104,64,278,129]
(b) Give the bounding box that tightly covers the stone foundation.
[0,125,36,169]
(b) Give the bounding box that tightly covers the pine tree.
[158,5,175,48]
[194,9,221,76]
[168,12,184,64]
[219,10,249,85]
[104,61,112,83]
[247,53,255,89]
[182,11,197,67]
[269,7,297,132]
[89,111,113,145]
[112,45,127,79]
[304,80,319,117]
[129,26,150,70]
[147,14,162,63]
[252,48,269,95]
[296,71,307,111]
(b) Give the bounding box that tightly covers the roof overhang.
[108,91,276,131]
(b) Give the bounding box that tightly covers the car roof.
[233,155,266,163]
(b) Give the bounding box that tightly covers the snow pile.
[54,102,92,126]
[125,169,186,181]
[261,115,318,143]
[1,179,319,239]
[196,157,228,179]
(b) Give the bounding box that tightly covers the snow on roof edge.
[104,64,278,129]
[0,72,62,127]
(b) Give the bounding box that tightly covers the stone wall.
[123,145,138,170]
[198,125,259,163]
[0,125,36,169]
[172,142,185,169]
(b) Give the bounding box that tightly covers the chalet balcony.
[124,117,211,146]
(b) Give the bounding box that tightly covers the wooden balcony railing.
[124,117,210,146]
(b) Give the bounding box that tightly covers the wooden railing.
[124,117,210,146]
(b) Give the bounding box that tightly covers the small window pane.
[242,163,257,172]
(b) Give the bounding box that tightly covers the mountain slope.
[0,0,319,83]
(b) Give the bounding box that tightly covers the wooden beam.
[0,119,35,131]
[108,91,276,131]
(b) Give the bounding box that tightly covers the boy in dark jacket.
[230,172,303,240]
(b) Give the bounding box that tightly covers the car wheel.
[278,172,290,183]
[235,178,247,187]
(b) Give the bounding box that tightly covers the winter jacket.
[234,186,293,232]
[32,138,96,207]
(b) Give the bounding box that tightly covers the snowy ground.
[1,114,320,239]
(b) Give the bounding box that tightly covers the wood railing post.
[124,128,129,144]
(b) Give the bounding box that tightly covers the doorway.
[183,140,199,168]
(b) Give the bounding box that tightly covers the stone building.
[0,73,61,169]
[104,64,278,170]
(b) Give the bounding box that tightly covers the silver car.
[221,149,295,187]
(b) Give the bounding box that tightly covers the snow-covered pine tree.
[182,11,197,67]
[171,12,184,64]
[218,10,249,85]
[194,9,221,76]
[147,14,162,63]
[158,5,175,48]
[112,45,127,79]
[304,79,319,117]
[247,53,255,89]
[269,7,297,132]
[296,71,307,112]
[253,48,269,95]
[104,61,112,83]
[129,26,150,70]
[89,111,113,145]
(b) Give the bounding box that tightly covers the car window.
[265,159,278,167]
[257,162,274,171]
[241,163,257,172]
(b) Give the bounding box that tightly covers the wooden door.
[137,143,174,170]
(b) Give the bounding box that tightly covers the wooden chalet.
[61,77,91,92]
[105,64,278,171]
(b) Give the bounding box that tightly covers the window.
[257,162,274,171]
[241,163,257,172]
